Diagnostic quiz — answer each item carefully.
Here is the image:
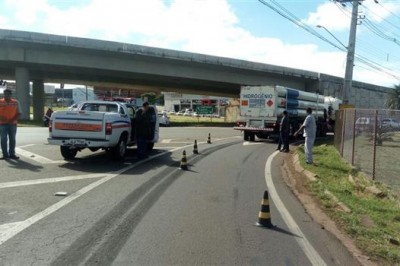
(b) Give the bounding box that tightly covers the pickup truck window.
[81,103,119,113]
[127,106,135,119]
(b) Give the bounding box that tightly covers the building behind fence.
[335,108,400,195]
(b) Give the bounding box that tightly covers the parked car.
[355,117,381,134]
[381,118,400,129]
[158,113,170,127]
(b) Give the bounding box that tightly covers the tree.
[141,92,157,104]
[385,84,400,110]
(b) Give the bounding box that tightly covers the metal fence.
[334,108,400,195]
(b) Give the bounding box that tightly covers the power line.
[257,0,400,84]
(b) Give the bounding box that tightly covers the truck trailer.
[233,85,341,141]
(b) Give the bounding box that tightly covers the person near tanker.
[294,107,316,165]
[0,88,22,160]
[276,110,290,152]
[134,101,152,160]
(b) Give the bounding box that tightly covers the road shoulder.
[279,151,376,266]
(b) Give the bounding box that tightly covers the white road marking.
[0,173,107,189]
[243,141,264,146]
[0,166,132,245]
[0,135,239,245]
[265,151,327,266]
[0,222,24,232]
[160,139,172,143]
[15,147,64,164]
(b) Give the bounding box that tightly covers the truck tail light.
[49,120,52,132]
[106,122,112,135]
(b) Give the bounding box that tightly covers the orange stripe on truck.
[55,122,102,132]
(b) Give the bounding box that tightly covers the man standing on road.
[134,102,151,160]
[294,107,316,165]
[277,110,290,152]
[0,88,21,160]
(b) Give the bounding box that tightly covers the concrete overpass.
[0,29,391,120]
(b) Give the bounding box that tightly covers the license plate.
[69,139,86,145]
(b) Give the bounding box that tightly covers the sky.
[0,0,399,89]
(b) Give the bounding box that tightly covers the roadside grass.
[297,139,400,265]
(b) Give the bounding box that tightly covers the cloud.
[1,0,397,87]
[304,2,351,31]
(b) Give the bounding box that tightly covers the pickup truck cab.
[48,101,159,160]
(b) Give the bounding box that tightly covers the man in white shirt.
[294,108,316,164]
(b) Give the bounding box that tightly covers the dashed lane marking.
[243,141,265,146]
[15,147,64,164]
[0,173,107,189]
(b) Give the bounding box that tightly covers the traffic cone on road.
[180,150,188,170]
[255,190,273,228]
[193,140,199,154]
[207,133,211,144]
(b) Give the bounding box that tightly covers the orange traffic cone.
[207,133,211,144]
[180,150,188,170]
[255,190,273,228]
[193,140,199,154]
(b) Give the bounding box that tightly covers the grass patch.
[297,139,400,264]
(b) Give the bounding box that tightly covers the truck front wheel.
[60,146,78,160]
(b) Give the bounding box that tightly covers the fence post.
[340,109,347,157]
[351,109,356,165]
[372,110,378,180]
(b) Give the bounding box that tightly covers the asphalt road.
[0,127,358,265]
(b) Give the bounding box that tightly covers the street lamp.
[316,25,347,50]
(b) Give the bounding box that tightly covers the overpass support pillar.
[15,67,30,120]
[32,80,45,121]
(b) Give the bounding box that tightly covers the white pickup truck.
[48,101,159,160]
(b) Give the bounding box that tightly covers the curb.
[280,151,376,266]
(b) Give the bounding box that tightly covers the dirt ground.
[279,152,377,266]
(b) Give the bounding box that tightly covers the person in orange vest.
[0,88,22,160]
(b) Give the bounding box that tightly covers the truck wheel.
[112,136,127,160]
[60,146,78,160]
[244,131,249,141]
[147,142,154,151]
[249,133,255,142]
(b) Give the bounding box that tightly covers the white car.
[158,113,170,127]
[382,118,400,129]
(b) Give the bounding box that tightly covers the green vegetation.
[297,140,400,265]
[19,110,235,127]
[168,114,234,127]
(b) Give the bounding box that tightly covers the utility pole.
[342,0,361,105]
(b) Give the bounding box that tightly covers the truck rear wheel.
[249,133,255,142]
[243,131,255,142]
[111,136,127,160]
[60,146,78,160]
[244,131,249,141]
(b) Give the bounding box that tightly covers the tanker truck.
[233,85,341,141]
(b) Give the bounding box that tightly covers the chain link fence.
[335,108,400,195]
